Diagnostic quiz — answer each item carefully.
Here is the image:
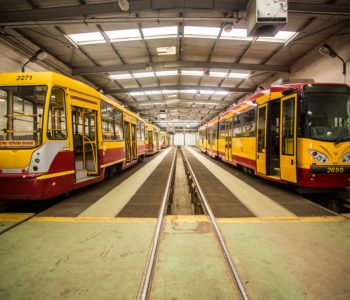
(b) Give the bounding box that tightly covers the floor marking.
[186,146,296,217]
[78,147,172,218]
[30,217,157,223]
[216,216,348,223]
[0,213,34,222]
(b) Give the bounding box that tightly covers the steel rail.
[137,148,177,300]
[182,147,249,300]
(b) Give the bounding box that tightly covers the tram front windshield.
[0,86,47,148]
[304,86,350,143]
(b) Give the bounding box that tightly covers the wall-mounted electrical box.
[247,0,288,37]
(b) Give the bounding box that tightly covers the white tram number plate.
[310,166,350,174]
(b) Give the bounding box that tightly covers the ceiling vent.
[156,46,176,56]
[247,0,288,37]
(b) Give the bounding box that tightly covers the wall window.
[101,100,124,141]
[47,87,67,140]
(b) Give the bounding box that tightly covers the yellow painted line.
[30,216,157,223]
[342,213,350,219]
[36,170,75,180]
[0,213,33,222]
[216,216,348,223]
[101,158,125,168]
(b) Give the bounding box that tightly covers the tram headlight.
[308,149,329,163]
[342,152,350,162]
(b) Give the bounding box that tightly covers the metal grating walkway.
[117,149,175,218]
[184,149,255,218]
[193,148,335,217]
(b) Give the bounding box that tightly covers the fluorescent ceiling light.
[257,31,297,43]
[130,91,144,96]
[220,29,253,41]
[106,29,141,42]
[215,91,229,95]
[67,32,104,45]
[162,90,178,94]
[109,73,132,80]
[156,46,176,56]
[182,70,204,76]
[155,70,177,77]
[133,72,155,78]
[184,26,220,39]
[209,71,228,78]
[228,72,250,79]
[142,26,178,39]
[144,90,161,95]
[200,90,215,95]
[180,89,197,94]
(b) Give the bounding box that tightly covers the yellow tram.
[0,72,147,200]
[201,82,350,190]
[145,123,160,155]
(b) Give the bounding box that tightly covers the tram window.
[114,110,123,140]
[137,121,145,141]
[0,86,47,148]
[241,109,256,137]
[233,115,242,137]
[47,87,67,140]
[257,107,266,152]
[101,101,124,141]
[282,99,294,155]
[219,121,226,138]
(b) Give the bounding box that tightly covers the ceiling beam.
[105,85,255,94]
[0,1,349,24]
[133,99,230,105]
[74,61,289,76]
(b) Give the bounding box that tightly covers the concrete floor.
[0,217,157,300]
[0,215,349,299]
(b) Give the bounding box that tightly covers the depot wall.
[262,30,350,87]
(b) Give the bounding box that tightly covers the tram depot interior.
[0,1,350,299]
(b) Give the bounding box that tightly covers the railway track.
[137,146,249,300]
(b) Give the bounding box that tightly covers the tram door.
[225,118,233,162]
[279,94,297,183]
[256,104,267,174]
[72,107,98,182]
[124,121,137,163]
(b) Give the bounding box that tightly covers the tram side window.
[47,87,67,140]
[232,115,242,137]
[101,101,124,141]
[137,121,145,141]
[257,107,266,152]
[219,121,226,139]
[241,109,256,137]
[282,99,294,155]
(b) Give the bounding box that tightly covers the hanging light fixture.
[21,49,47,72]
[118,0,129,12]
[319,43,346,79]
